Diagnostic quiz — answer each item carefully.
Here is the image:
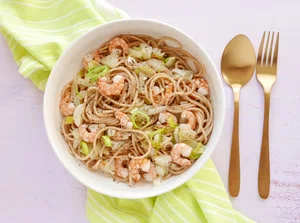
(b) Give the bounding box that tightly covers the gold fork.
[256,31,279,199]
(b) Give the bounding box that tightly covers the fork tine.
[267,32,275,66]
[257,31,266,66]
[273,32,280,68]
[263,31,270,65]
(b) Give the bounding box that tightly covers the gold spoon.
[221,34,256,197]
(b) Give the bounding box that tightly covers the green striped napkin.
[0,1,254,222]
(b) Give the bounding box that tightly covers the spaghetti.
[59,34,213,186]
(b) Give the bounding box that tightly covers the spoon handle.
[229,87,241,197]
[258,91,270,199]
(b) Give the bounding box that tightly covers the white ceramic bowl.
[43,19,225,199]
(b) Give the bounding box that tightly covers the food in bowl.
[59,34,213,186]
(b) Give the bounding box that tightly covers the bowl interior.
[43,19,225,199]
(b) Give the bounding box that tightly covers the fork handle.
[229,86,241,197]
[258,91,271,199]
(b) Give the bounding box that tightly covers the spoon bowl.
[221,34,256,87]
[221,34,256,197]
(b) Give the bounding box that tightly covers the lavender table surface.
[1,0,300,222]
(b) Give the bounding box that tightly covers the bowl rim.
[43,18,226,199]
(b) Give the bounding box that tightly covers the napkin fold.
[0,1,254,222]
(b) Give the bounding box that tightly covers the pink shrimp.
[115,158,129,179]
[78,124,99,143]
[171,143,192,167]
[60,91,75,116]
[98,75,125,96]
[129,158,151,182]
[115,111,133,129]
[180,110,197,130]
[143,162,158,182]
[194,78,209,96]
[109,37,129,54]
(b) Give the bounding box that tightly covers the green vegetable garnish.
[140,43,153,59]
[167,116,178,129]
[157,116,178,135]
[102,135,112,147]
[86,65,110,83]
[77,68,85,77]
[87,60,100,70]
[134,66,155,77]
[152,48,165,60]
[77,92,84,100]
[130,110,150,129]
[185,138,199,149]
[128,48,143,58]
[171,68,194,78]
[164,57,176,68]
[80,141,90,156]
[64,116,74,124]
[147,116,178,149]
[174,124,198,148]
[189,143,204,160]
[148,130,163,150]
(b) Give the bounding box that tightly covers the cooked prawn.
[180,110,197,130]
[194,78,209,96]
[171,143,192,167]
[79,124,99,143]
[129,158,151,182]
[115,158,129,179]
[109,37,129,54]
[143,162,158,182]
[98,75,125,96]
[60,91,75,116]
[158,112,178,126]
[115,111,133,129]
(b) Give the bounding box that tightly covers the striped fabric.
[87,160,254,223]
[0,1,254,222]
[0,0,127,90]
